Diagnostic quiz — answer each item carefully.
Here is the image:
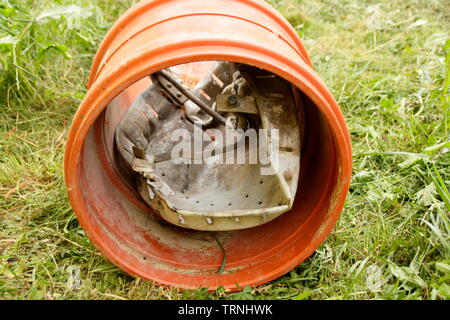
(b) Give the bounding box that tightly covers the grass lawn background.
[0,0,449,300]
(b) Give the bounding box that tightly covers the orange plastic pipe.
[64,0,352,291]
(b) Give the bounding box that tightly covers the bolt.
[228,94,238,106]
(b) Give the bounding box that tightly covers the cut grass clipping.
[1,0,449,300]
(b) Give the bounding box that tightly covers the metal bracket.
[155,73,189,105]
[216,94,259,114]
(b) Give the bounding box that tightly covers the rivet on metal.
[228,94,238,106]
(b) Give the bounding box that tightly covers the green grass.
[0,0,449,300]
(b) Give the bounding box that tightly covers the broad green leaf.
[436,262,450,274]
[389,263,426,288]
[437,283,450,299]
[424,140,450,153]
[415,183,439,207]
[398,154,424,168]
[38,44,72,59]
[353,170,373,183]
[35,5,93,23]
[293,290,312,300]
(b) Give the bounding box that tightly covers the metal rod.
[156,70,227,126]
